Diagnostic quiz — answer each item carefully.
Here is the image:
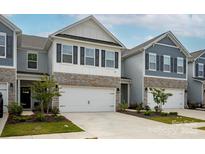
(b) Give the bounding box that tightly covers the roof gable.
[158,36,177,47]
[50,15,125,48]
[0,15,21,33]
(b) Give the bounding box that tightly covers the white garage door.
[59,86,116,112]
[0,83,8,112]
[147,88,184,109]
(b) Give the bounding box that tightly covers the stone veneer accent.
[0,68,16,105]
[144,77,188,107]
[53,72,121,110]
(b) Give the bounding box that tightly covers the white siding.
[51,38,121,77]
[123,52,144,105]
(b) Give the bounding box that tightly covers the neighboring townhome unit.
[47,15,125,112]
[188,50,205,107]
[0,15,21,112]
[122,31,190,109]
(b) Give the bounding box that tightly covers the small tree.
[149,88,172,112]
[31,75,61,114]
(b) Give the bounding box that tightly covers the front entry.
[20,87,31,109]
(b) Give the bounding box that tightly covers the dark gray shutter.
[115,52,119,68]
[156,55,160,71]
[56,43,62,63]
[73,46,78,64]
[203,64,205,78]
[183,59,186,74]
[7,35,13,58]
[196,63,198,77]
[101,50,105,67]
[174,58,177,73]
[80,47,85,65]
[145,53,149,70]
[171,57,174,72]
[95,49,99,66]
[160,56,164,71]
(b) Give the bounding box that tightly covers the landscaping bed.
[119,110,205,124]
[1,114,83,137]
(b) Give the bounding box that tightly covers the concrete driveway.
[62,111,205,139]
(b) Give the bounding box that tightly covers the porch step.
[21,111,34,116]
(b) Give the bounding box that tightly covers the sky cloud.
[71,14,205,38]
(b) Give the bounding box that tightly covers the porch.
[121,77,131,106]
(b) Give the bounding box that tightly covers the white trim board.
[144,75,187,81]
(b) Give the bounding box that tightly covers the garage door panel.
[0,83,8,112]
[59,86,115,112]
[147,88,184,109]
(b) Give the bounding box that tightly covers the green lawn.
[197,127,205,131]
[150,116,205,124]
[1,121,83,137]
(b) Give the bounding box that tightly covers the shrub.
[136,103,143,113]
[144,110,152,116]
[35,113,45,121]
[11,115,30,122]
[160,112,168,116]
[8,102,23,116]
[169,112,178,116]
[51,107,59,116]
[144,105,150,111]
[118,102,128,112]
[154,106,162,113]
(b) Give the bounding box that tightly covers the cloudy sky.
[6,14,205,52]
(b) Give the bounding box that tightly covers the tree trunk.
[40,101,44,114]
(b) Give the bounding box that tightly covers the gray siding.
[195,57,205,77]
[145,44,186,78]
[0,21,14,66]
[158,36,176,46]
[17,48,48,74]
[123,52,144,105]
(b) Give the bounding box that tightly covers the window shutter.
[6,35,13,58]
[56,43,61,63]
[115,52,119,68]
[145,53,149,70]
[195,63,198,77]
[171,57,174,72]
[95,49,99,66]
[183,59,186,74]
[73,46,78,64]
[156,55,160,71]
[174,58,177,73]
[80,47,85,65]
[101,50,105,67]
[160,56,164,71]
[203,64,205,78]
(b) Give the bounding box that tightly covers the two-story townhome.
[122,31,190,109]
[0,15,21,112]
[188,50,205,107]
[0,15,125,112]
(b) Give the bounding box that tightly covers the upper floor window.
[105,51,115,68]
[163,55,171,72]
[198,63,204,77]
[62,45,72,63]
[27,53,38,69]
[0,32,6,58]
[85,48,95,66]
[177,57,184,74]
[149,53,156,71]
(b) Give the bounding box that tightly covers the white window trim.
[148,53,157,71]
[177,57,184,74]
[163,55,171,73]
[198,63,204,78]
[61,44,73,64]
[84,47,95,66]
[27,52,38,70]
[105,50,115,68]
[0,32,6,59]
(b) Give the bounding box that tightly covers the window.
[27,53,38,69]
[198,63,204,77]
[62,45,72,63]
[105,51,115,68]
[0,32,6,58]
[177,57,184,74]
[163,55,171,72]
[85,48,95,66]
[149,53,156,70]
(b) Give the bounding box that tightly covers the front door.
[21,87,31,109]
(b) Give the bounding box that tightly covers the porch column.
[17,79,20,104]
